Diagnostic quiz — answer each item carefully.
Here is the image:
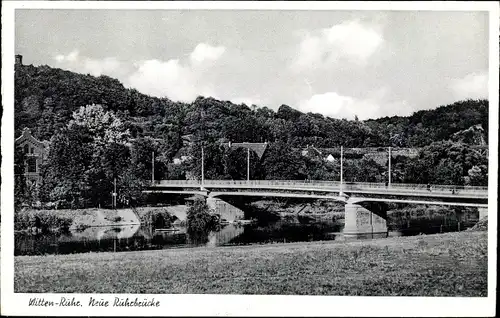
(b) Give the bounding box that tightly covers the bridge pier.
[343,202,388,239]
[206,197,244,222]
[478,207,488,220]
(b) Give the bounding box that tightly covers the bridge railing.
[153,179,488,194]
[341,182,488,193]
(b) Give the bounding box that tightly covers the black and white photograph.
[1,1,498,316]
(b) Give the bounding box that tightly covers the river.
[14,215,478,256]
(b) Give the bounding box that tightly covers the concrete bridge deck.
[149,180,488,200]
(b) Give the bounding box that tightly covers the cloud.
[291,20,384,72]
[53,49,122,77]
[127,59,215,101]
[55,49,79,63]
[189,43,226,66]
[126,43,226,101]
[298,88,413,120]
[450,71,488,100]
[53,44,226,102]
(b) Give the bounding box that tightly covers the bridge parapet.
[153,180,487,196]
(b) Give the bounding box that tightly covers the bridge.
[144,180,488,238]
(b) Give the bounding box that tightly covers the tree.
[262,142,307,180]
[185,141,225,180]
[223,147,247,180]
[14,147,27,209]
[344,158,385,183]
[42,125,94,207]
[465,165,488,186]
[101,142,130,181]
[69,104,130,145]
[186,197,218,244]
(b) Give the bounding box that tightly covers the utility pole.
[201,146,205,186]
[388,146,392,187]
[247,147,250,181]
[151,151,155,183]
[340,146,344,195]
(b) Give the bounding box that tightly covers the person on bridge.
[427,183,431,192]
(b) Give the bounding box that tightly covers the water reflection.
[71,224,141,241]
[207,224,245,247]
[15,216,479,256]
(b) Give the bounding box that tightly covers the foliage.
[15,64,488,149]
[14,147,28,208]
[140,208,175,229]
[69,104,130,145]
[393,141,488,185]
[186,198,219,244]
[262,142,307,180]
[15,209,72,233]
[344,158,385,183]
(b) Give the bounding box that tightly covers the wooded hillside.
[15,64,488,149]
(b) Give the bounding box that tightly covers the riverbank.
[15,208,141,232]
[15,206,190,232]
[15,230,487,295]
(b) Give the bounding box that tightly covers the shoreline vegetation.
[14,230,487,296]
[14,203,480,234]
[14,206,188,233]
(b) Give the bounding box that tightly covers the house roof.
[173,147,191,159]
[15,128,45,148]
[182,134,194,142]
[301,145,323,157]
[225,142,268,159]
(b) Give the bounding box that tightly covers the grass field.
[14,230,487,296]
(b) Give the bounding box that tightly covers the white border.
[1,2,498,317]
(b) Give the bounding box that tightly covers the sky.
[15,9,490,120]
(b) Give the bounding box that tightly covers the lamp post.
[340,145,344,195]
[151,151,155,183]
[247,147,250,181]
[113,177,117,209]
[388,146,392,187]
[201,146,205,186]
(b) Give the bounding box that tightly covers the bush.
[74,223,90,232]
[141,208,174,229]
[186,198,219,244]
[14,209,72,233]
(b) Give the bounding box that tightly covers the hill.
[14,63,489,149]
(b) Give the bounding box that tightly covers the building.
[326,154,336,162]
[15,54,23,66]
[300,145,338,163]
[173,139,269,165]
[301,145,322,158]
[173,148,192,165]
[15,128,48,186]
[225,141,268,160]
[172,134,194,165]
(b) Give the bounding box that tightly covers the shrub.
[141,208,174,229]
[186,198,218,244]
[14,209,72,233]
[74,223,90,232]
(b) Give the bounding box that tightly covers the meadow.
[15,230,487,296]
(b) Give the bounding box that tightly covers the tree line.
[15,64,488,148]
